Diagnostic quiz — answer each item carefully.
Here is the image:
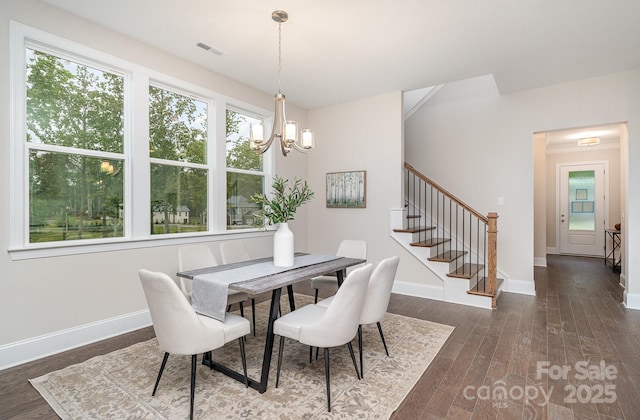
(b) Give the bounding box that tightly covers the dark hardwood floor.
[388,255,639,420]
[1,255,638,419]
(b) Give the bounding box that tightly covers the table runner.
[192,254,341,321]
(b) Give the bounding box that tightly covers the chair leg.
[309,346,313,363]
[323,348,331,412]
[251,298,256,336]
[276,336,285,388]
[347,342,360,380]
[152,352,169,396]
[358,325,364,378]
[239,337,249,388]
[314,288,319,303]
[190,354,197,420]
[239,301,245,318]
[377,322,389,356]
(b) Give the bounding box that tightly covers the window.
[149,85,208,235]
[26,48,125,243]
[11,23,273,257]
[226,108,266,229]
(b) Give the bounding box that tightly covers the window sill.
[8,229,274,261]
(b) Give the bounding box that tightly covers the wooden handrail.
[405,162,488,224]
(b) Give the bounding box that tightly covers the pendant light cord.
[277,22,282,94]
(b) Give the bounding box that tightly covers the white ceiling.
[40,0,640,110]
[544,123,623,151]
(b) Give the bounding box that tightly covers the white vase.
[273,222,294,267]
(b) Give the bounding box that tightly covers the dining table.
[176,253,366,393]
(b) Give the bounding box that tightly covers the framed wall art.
[326,170,366,208]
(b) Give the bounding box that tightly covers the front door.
[559,162,607,256]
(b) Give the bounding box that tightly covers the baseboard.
[504,278,536,296]
[534,257,547,267]
[623,291,640,310]
[392,280,444,301]
[546,247,558,255]
[0,309,151,371]
[620,273,627,289]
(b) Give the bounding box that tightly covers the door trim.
[555,160,609,256]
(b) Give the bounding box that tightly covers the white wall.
[404,70,640,306]
[0,0,309,360]
[305,92,437,286]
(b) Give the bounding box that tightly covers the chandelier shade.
[250,10,314,156]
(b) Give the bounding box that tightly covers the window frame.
[9,21,274,260]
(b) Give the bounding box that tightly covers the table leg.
[206,287,282,394]
[286,284,295,311]
[255,287,283,392]
[336,269,345,287]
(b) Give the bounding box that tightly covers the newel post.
[487,212,498,309]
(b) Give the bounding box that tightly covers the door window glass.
[568,170,595,231]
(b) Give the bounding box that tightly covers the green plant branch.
[250,176,314,228]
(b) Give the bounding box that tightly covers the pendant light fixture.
[249,10,314,156]
[577,137,600,146]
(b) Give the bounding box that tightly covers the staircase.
[390,163,504,309]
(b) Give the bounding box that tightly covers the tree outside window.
[26,48,125,243]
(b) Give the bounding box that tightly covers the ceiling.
[40,0,640,110]
[544,123,623,151]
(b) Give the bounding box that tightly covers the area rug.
[30,294,454,419]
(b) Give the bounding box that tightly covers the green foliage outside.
[27,49,125,242]
[26,47,266,243]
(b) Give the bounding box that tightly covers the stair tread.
[467,277,504,297]
[428,250,467,262]
[393,226,435,234]
[410,237,450,247]
[446,263,484,279]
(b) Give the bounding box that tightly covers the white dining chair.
[219,241,252,264]
[310,239,367,303]
[319,256,400,377]
[138,269,250,420]
[178,244,250,320]
[219,241,258,335]
[274,263,373,412]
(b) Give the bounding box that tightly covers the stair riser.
[448,259,486,275]
[410,231,435,242]
[428,242,450,257]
